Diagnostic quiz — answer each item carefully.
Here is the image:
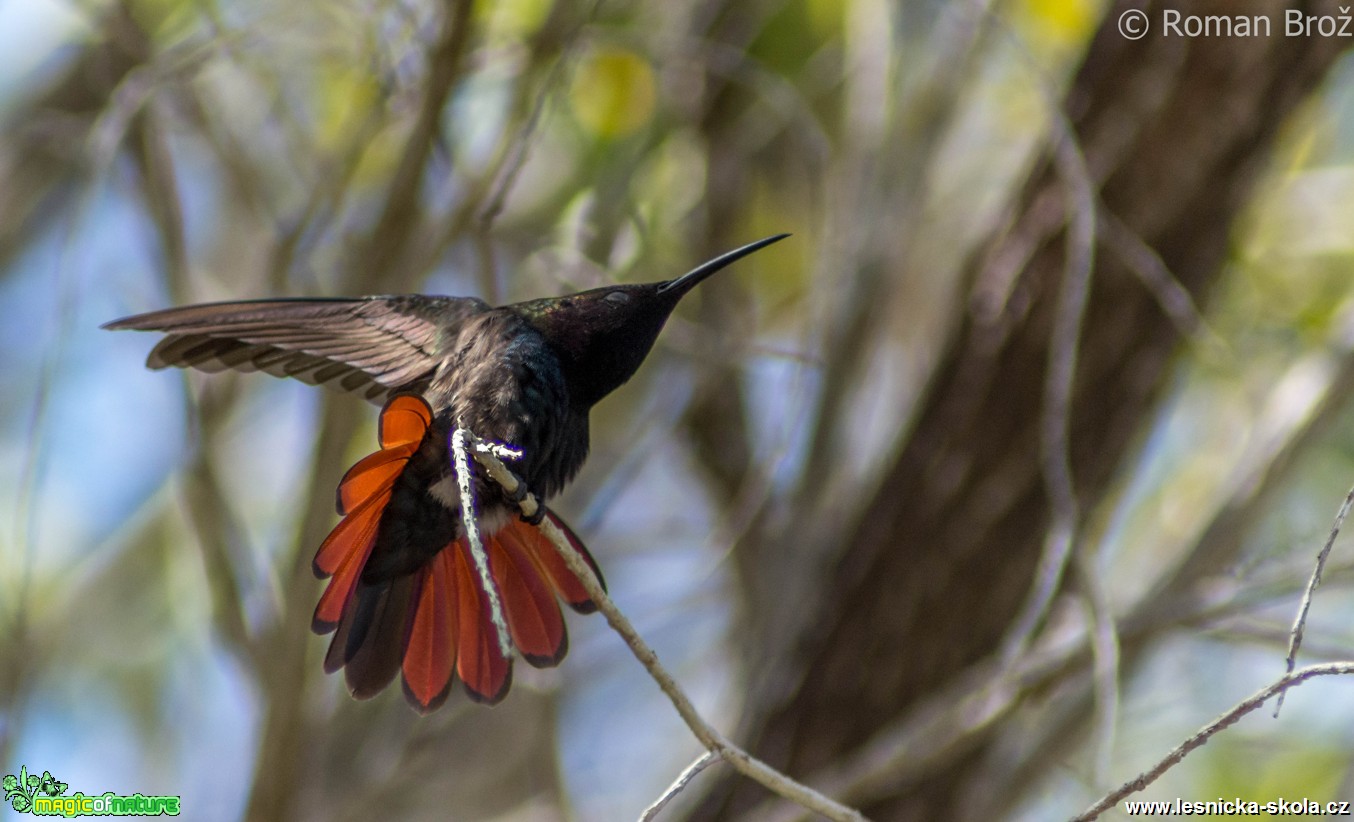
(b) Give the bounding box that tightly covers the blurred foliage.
[569,46,656,138]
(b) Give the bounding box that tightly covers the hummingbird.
[104,234,788,712]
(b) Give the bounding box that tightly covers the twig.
[1071,662,1354,822]
[450,428,514,657]
[640,751,720,822]
[1074,550,1120,782]
[361,0,475,290]
[1001,88,1097,662]
[1099,212,1227,356]
[465,1,606,304]
[474,0,603,232]
[462,431,867,822]
[1275,484,1354,716]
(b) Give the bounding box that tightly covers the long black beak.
[657,233,790,296]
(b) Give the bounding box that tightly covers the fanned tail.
[311,394,430,623]
[312,395,607,712]
[501,511,606,615]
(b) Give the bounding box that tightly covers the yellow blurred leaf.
[479,0,552,38]
[129,0,197,41]
[569,47,656,139]
[314,64,380,154]
[805,0,845,36]
[1015,0,1100,48]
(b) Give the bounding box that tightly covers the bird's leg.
[464,432,543,524]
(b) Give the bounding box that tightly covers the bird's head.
[520,234,789,408]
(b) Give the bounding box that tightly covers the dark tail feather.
[341,576,416,700]
[323,593,358,675]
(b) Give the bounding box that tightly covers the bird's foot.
[511,482,547,525]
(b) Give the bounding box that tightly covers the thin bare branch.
[640,751,720,822]
[1099,211,1227,357]
[1075,550,1120,782]
[1275,484,1354,715]
[1072,662,1354,822]
[465,432,867,822]
[1001,90,1097,662]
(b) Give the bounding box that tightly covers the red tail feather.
[499,513,606,613]
[314,395,431,615]
[333,393,428,515]
[489,534,567,666]
[401,549,458,713]
[336,447,411,516]
[312,489,387,631]
[379,394,433,447]
[453,541,513,703]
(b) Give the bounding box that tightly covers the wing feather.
[104,296,490,404]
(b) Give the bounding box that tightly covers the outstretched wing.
[103,295,490,404]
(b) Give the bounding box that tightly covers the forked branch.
[452,428,867,822]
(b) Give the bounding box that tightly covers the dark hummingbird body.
[105,234,787,710]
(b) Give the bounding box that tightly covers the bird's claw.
[520,505,547,526]
[511,481,547,525]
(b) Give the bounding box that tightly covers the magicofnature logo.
[3,766,180,817]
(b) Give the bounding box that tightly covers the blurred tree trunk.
[697,1,1349,819]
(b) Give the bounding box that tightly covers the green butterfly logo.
[3,766,68,813]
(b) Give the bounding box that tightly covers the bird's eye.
[605,291,631,305]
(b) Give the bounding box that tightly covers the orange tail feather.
[401,549,459,713]
[453,541,513,703]
[499,511,606,613]
[379,394,433,447]
[313,394,432,624]
[312,489,388,631]
[489,534,567,667]
[335,447,412,515]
